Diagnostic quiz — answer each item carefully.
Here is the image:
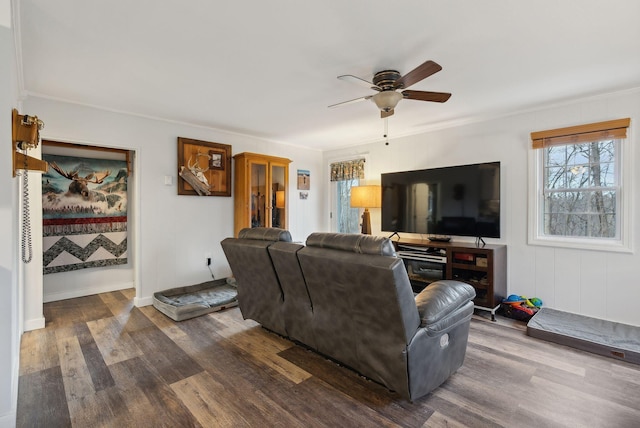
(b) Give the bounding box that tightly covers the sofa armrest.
[415,280,476,333]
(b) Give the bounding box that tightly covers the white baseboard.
[24,316,45,332]
[0,411,16,428]
[43,281,134,303]
[134,295,153,307]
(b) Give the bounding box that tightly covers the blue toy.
[504,294,523,303]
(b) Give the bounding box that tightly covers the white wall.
[22,96,324,314]
[324,89,640,327]
[1,5,19,427]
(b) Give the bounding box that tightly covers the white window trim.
[528,135,633,253]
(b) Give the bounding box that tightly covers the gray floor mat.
[527,307,640,365]
[153,277,238,321]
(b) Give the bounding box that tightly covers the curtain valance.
[531,118,630,149]
[330,159,365,182]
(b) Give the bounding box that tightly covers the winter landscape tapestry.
[42,154,128,274]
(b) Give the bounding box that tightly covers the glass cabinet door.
[250,162,267,228]
[271,164,286,229]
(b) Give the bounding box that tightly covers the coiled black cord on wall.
[21,149,33,263]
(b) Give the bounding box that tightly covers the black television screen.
[381,162,500,238]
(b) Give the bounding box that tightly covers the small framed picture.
[209,151,224,170]
[299,191,308,200]
[297,169,310,190]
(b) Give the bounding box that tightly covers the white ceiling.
[16,0,640,151]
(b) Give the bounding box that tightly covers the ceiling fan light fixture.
[372,91,403,112]
[332,60,449,117]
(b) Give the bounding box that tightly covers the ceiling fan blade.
[337,75,381,91]
[402,90,451,103]
[381,109,394,119]
[393,60,442,90]
[328,95,372,109]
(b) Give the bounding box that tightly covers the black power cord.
[207,258,215,280]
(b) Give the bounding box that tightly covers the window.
[529,118,631,252]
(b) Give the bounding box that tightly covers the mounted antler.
[188,152,210,173]
[186,152,211,187]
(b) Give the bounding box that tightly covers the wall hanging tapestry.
[42,154,128,274]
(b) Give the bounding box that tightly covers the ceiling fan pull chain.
[384,118,390,146]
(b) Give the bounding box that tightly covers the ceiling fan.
[329,60,451,118]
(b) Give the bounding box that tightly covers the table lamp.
[275,190,285,209]
[350,185,381,234]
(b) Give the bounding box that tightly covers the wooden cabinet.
[233,152,291,237]
[395,239,507,320]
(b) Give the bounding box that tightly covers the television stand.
[394,238,507,321]
[427,236,451,243]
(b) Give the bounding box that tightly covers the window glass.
[541,139,619,239]
[336,179,360,233]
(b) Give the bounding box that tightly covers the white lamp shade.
[350,185,381,208]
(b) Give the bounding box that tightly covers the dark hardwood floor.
[17,289,640,427]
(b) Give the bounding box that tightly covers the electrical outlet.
[207,257,212,266]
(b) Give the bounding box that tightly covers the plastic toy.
[511,305,534,316]
[501,294,543,321]
[504,294,524,304]
[529,297,543,307]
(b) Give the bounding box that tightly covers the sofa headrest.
[238,227,293,242]
[305,233,396,256]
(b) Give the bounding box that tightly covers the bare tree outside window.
[336,179,361,233]
[543,139,618,238]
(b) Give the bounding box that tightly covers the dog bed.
[153,277,238,321]
[527,307,640,365]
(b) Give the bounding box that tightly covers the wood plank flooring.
[17,289,640,427]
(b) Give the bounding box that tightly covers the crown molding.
[23,90,323,153]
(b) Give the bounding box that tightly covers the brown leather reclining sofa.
[221,227,476,401]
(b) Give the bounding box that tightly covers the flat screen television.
[381,162,501,238]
